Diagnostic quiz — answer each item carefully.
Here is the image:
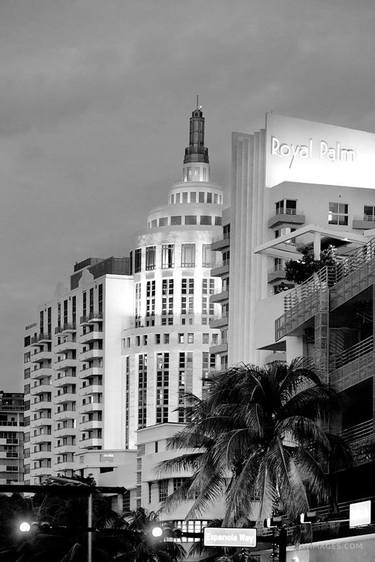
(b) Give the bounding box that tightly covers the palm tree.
[159,359,350,526]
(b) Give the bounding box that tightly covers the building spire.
[183,99,209,164]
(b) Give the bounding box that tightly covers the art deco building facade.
[23,107,224,494]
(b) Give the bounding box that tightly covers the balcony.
[80,366,103,378]
[30,433,52,444]
[55,392,77,405]
[80,420,103,431]
[31,383,52,395]
[80,348,103,362]
[31,466,52,477]
[55,444,77,455]
[79,438,102,449]
[55,374,77,387]
[55,357,77,370]
[32,350,52,363]
[210,290,229,303]
[80,329,104,344]
[54,461,77,471]
[31,333,52,346]
[33,417,52,427]
[211,238,230,252]
[81,402,103,414]
[80,312,103,325]
[209,316,229,329]
[211,263,229,277]
[31,367,54,380]
[268,209,305,228]
[55,409,76,421]
[31,399,52,412]
[54,340,78,354]
[81,384,102,397]
[32,450,52,461]
[330,336,373,371]
[209,342,228,354]
[55,426,77,438]
[352,215,375,230]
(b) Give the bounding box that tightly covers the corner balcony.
[55,409,76,421]
[31,466,52,477]
[31,382,52,395]
[80,420,103,432]
[31,367,54,380]
[80,329,104,344]
[268,209,305,228]
[209,316,228,329]
[80,312,103,326]
[210,290,229,303]
[329,336,373,371]
[54,461,77,471]
[32,350,52,363]
[55,444,77,455]
[211,237,230,252]
[80,349,103,362]
[33,417,52,428]
[55,426,77,438]
[80,366,104,378]
[31,434,52,445]
[31,399,52,412]
[55,393,77,405]
[32,450,52,461]
[209,342,228,354]
[54,340,79,354]
[79,438,102,449]
[81,402,103,414]
[81,384,102,397]
[31,333,52,345]
[55,374,77,387]
[55,357,78,370]
[211,263,229,277]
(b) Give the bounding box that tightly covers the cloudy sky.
[1,0,375,391]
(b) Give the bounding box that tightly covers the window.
[187,333,194,344]
[182,192,188,203]
[212,333,218,345]
[161,279,174,326]
[138,354,147,429]
[171,216,182,225]
[151,219,157,228]
[161,244,174,269]
[146,281,156,326]
[364,206,375,221]
[178,352,193,422]
[155,334,161,344]
[173,477,185,492]
[328,202,348,225]
[159,480,169,502]
[178,333,184,344]
[135,283,142,328]
[163,334,170,344]
[134,249,142,273]
[156,352,169,424]
[185,215,197,225]
[159,217,168,227]
[199,192,205,203]
[207,192,212,204]
[215,216,222,225]
[275,199,297,215]
[181,244,196,267]
[202,244,213,267]
[202,333,209,344]
[145,246,156,271]
[190,192,196,203]
[274,258,283,271]
[200,215,212,225]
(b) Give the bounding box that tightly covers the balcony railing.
[330,335,373,370]
[328,236,375,286]
[341,419,374,443]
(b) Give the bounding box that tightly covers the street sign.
[204,527,256,548]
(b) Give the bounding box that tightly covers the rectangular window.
[161,279,174,326]
[185,215,197,225]
[190,192,196,203]
[159,217,168,227]
[275,199,297,215]
[181,244,196,267]
[207,192,212,204]
[328,202,348,225]
[202,244,213,267]
[146,281,156,327]
[135,283,142,328]
[138,354,147,429]
[215,216,222,225]
[156,352,169,424]
[171,216,182,225]
[145,246,156,271]
[163,334,169,344]
[134,249,142,273]
[199,192,205,203]
[187,333,194,344]
[161,244,174,269]
[178,333,184,344]
[182,192,188,203]
[200,215,212,225]
[158,480,169,502]
[178,352,193,422]
[364,205,375,220]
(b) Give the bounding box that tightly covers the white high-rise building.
[23,106,224,505]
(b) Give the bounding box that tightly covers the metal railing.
[330,335,373,370]
[341,419,374,443]
[328,236,375,286]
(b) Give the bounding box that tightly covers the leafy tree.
[159,359,350,527]
[285,245,338,284]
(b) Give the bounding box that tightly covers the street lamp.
[19,522,31,533]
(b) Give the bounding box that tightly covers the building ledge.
[268,213,305,228]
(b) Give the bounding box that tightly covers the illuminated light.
[151,526,163,538]
[349,500,371,528]
[19,522,31,533]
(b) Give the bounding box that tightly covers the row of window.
[273,199,375,227]
[125,331,219,348]
[148,215,222,229]
[134,244,215,272]
[169,191,223,205]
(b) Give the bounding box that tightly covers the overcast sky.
[1,0,375,391]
